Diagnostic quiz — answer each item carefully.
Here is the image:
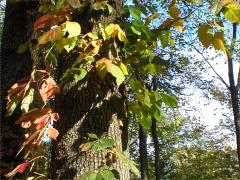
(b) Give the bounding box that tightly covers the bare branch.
[192,45,229,89]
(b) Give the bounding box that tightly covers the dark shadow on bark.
[0,0,37,178]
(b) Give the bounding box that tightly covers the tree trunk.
[151,77,162,180]
[139,124,149,180]
[151,118,162,180]
[0,1,37,178]
[50,1,129,179]
[228,23,240,168]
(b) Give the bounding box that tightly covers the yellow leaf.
[158,18,172,30]
[105,23,117,39]
[169,6,180,18]
[61,21,81,38]
[144,13,160,25]
[198,24,213,48]
[173,19,184,32]
[96,58,125,86]
[212,31,226,54]
[38,26,62,45]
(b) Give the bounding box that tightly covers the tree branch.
[192,45,229,89]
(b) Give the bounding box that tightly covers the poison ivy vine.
[4,0,240,179]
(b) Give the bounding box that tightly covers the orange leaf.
[47,128,59,140]
[34,8,71,31]
[39,78,60,103]
[16,108,51,124]
[51,112,59,121]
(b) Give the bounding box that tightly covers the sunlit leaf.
[223,3,240,23]
[198,24,213,48]
[88,133,99,139]
[61,21,81,38]
[47,127,59,140]
[96,58,126,86]
[173,19,184,32]
[38,26,63,45]
[169,6,180,18]
[212,31,227,54]
[34,8,71,31]
[21,88,34,113]
[131,26,141,35]
[39,77,60,103]
[119,63,128,75]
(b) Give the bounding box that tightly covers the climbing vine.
[4,0,240,179]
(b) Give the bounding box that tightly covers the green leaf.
[21,88,34,113]
[18,42,29,54]
[129,7,142,22]
[74,69,87,83]
[92,139,115,152]
[144,90,152,107]
[158,30,171,48]
[6,95,20,116]
[223,3,240,23]
[198,24,213,48]
[140,113,152,130]
[92,1,108,11]
[115,149,140,177]
[61,68,87,84]
[161,93,177,108]
[79,170,97,180]
[88,133,99,139]
[131,26,141,35]
[100,169,115,180]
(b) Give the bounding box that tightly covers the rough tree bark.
[228,23,240,168]
[139,124,149,180]
[0,0,37,178]
[50,1,129,179]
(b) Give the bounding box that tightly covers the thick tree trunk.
[139,124,150,180]
[0,1,37,178]
[50,1,129,179]
[228,23,240,168]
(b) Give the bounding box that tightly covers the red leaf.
[34,8,71,31]
[33,114,51,130]
[4,161,29,178]
[39,78,60,103]
[47,127,59,140]
[17,161,29,173]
